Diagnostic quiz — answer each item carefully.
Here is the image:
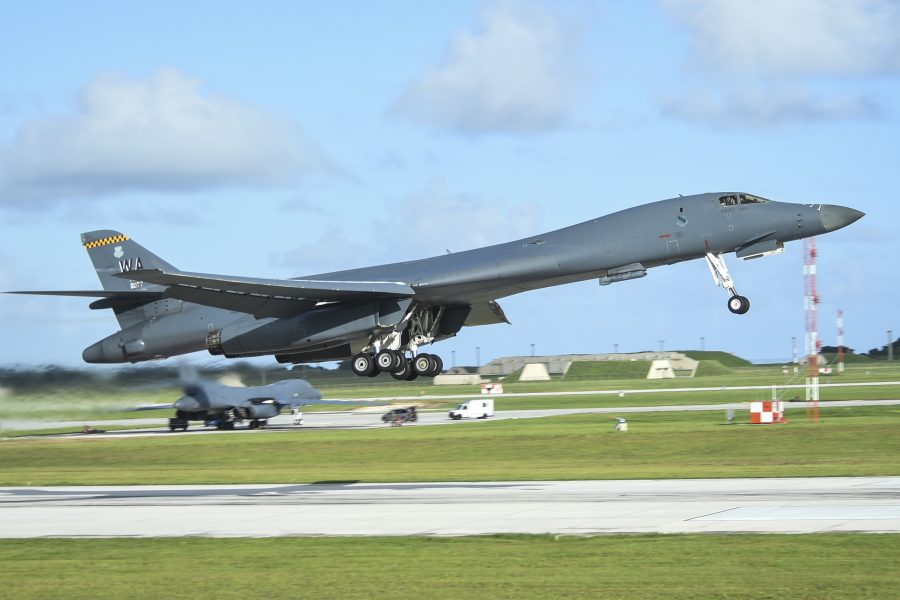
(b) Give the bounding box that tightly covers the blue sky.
[1,0,897,367]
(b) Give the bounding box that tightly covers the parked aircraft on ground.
[10,193,863,380]
[132,371,338,430]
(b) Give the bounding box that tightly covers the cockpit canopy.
[719,193,770,207]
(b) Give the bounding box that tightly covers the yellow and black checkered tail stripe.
[84,234,130,249]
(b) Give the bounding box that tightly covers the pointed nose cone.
[820,204,865,232]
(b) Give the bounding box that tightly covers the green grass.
[2,406,899,485]
[680,351,752,366]
[564,360,652,380]
[692,360,732,377]
[1,534,897,600]
[3,361,899,424]
[821,352,875,364]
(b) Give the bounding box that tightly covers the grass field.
[1,534,897,600]
[4,361,900,425]
[2,361,898,600]
[2,405,899,485]
[563,360,653,379]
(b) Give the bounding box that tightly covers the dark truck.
[382,406,418,424]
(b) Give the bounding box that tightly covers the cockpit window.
[719,195,739,207]
[719,193,770,207]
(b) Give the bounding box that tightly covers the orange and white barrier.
[750,400,784,424]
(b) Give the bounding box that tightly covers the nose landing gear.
[727,294,750,315]
[706,252,750,315]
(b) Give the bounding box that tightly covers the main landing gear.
[351,351,443,380]
[705,252,750,315]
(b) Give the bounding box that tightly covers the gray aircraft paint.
[140,374,309,430]
[9,192,863,369]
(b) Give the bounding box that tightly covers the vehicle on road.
[382,406,418,424]
[449,399,494,420]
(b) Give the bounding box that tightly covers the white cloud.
[394,1,582,133]
[271,227,370,274]
[0,69,333,206]
[663,0,900,76]
[662,88,881,127]
[278,194,326,214]
[377,178,542,254]
[271,180,541,276]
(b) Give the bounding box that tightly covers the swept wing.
[113,269,416,319]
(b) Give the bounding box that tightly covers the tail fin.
[81,230,177,292]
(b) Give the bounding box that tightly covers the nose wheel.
[706,252,750,315]
[727,294,750,315]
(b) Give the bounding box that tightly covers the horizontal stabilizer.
[6,290,165,313]
[127,404,175,412]
[114,269,416,302]
[6,290,161,299]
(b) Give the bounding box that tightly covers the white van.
[448,399,494,420]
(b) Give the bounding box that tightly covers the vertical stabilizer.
[81,230,179,329]
[81,230,177,292]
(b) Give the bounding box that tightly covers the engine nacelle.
[247,401,280,420]
[207,299,412,358]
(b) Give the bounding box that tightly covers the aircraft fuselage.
[73,192,862,366]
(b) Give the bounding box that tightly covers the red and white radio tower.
[837,309,845,373]
[803,238,820,422]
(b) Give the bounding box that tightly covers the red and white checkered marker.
[750,401,784,424]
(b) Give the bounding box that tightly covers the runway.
[9,399,900,437]
[2,477,899,537]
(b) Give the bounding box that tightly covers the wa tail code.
[118,257,143,273]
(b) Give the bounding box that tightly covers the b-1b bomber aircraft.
[138,375,325,431]
[11,193,863,380]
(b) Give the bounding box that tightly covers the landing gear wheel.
[351,353,376,377]
[727,295,750,315]
[428,354,443,376]
[376,349,401,372]
[390,356,418,381]
[413,354,436,376]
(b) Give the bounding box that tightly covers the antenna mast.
[803,238,820,422]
